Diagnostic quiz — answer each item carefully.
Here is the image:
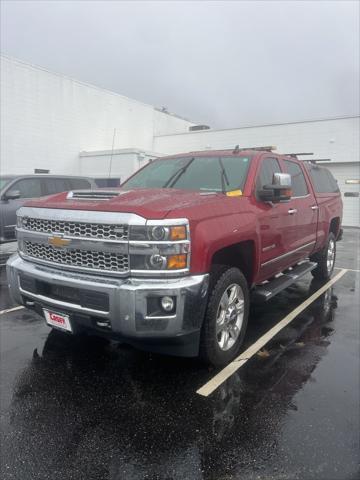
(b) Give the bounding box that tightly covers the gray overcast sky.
[1,0,359,128]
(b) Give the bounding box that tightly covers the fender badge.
[48,236,71,248]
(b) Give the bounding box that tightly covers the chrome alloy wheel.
[216,283,245,351]
[327,238,335,273]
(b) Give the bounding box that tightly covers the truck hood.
[24,188,226,220]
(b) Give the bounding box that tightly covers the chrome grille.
[23,218,128,241]
[24,241,129,273]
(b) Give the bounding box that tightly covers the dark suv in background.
[0,175,96,243]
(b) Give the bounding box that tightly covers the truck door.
[283,159,318,260]
[255,156,299,281]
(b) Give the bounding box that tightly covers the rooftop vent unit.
[189,125,211,131]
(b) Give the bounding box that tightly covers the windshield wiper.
[218,158,230,194]
[163,157,195,188]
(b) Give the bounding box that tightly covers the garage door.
[327,163,360,227]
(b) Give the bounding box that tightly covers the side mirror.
[258,173,292,203]
[4,189,21,200]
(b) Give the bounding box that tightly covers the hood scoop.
[66,190,122,201]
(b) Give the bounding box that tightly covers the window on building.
[284,160,308,197]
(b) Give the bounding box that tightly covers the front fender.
[190,211,259,274]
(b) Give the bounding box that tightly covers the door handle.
[288,208,297,215]
[311,205,319,210]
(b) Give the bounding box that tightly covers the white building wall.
[1,55,358,225]
[0,55,193,176]
[329,163,360,227]
[154,116,360,227]
[153,109,193,137]
[154,117,359,164]
[79,148,160,182]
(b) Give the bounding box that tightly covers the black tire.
[310,232,336,280]
[199,266,249,367]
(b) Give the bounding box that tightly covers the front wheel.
[311,232,336,280]
[199,267,249,367]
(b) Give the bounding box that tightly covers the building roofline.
[155,114,360,138]
[79,147,164,158]
[0,54,193,123]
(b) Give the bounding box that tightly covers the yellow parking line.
[0,305,25,315]
[197,268,348,397]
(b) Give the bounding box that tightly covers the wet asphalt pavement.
[0,230,359,480]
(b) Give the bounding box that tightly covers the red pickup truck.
[7,147,342,366]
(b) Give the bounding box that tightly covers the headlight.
[129,225,188,241]
[129,220,190,273]
[130,252,188,271]
[17,216,29,229]
[149,254,166,268]
[150,226,168,241]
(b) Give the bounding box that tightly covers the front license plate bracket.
[43,308,73,333]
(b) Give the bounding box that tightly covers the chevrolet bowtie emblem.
[48,236,71,248]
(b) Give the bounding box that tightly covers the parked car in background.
[0,175,96,243]
[93,177,121,188]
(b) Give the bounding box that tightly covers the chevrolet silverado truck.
[6,147,343,366]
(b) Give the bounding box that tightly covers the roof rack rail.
[305,158,332,164]
[284,152,331,164]
[233,145,276,153]
[284,152,314,157]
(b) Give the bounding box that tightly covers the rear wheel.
[199,267,249,367]
[311,232,336,280]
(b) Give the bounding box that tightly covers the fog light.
[161,296,174,312]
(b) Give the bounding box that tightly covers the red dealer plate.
[43,309,72,332]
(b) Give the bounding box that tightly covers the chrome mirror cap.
[273,172,291,188]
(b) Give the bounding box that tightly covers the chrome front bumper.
[6,254,209,357]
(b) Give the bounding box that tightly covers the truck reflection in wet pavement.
[4,274,358,480]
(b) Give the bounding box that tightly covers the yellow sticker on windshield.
[226,189,243,197]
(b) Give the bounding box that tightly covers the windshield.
[123,155,252,192]
[0,177,15,190]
